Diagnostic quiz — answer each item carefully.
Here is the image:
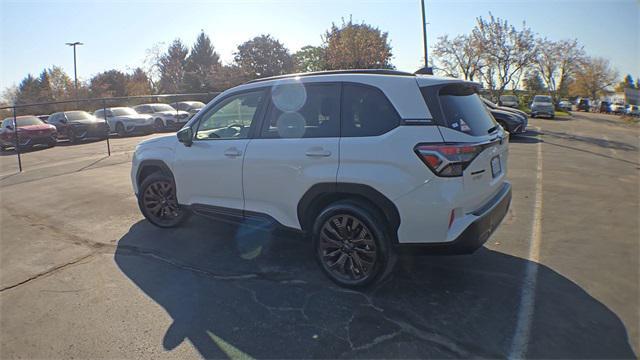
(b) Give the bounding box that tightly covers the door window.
[195,90,265,140]
[261,83,340,139]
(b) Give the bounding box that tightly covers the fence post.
[103,99,111,156]
[12,106,22,172]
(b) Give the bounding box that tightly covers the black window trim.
[257,81,342,140]
[192,87,269,142]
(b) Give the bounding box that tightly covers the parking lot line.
[509,127,543,358]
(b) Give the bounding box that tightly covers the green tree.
[158,39,189,93]
[234,35,293,79]
[293,46,326,72]
[89,70,129,98]
[615,74,635,92]
[323,18,393,70]
[126,68,152,96]
[185,32,222,92]
[523,71,546,94]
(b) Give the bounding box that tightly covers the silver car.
[531,95,555,119]
[94,107,154,137]
[133,103,190,131]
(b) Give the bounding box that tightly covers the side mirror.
[6,124,13,130]
[60,118,67,124]
[177,126,193,147]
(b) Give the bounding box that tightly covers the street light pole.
[65,42,83,95]
[421,0,428,68]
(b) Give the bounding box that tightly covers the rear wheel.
[116,122,126,137]
[312,200,392,288]
[138,172,189,228]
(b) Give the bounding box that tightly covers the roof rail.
[245,69,415,84]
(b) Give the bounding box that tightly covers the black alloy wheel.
[313,201,391,287]
[138,173,189,228]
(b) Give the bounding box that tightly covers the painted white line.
[509,127,543,359]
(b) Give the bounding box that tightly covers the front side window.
[261,83,339,139]
[195,90,265,140]
[341,84,400,137]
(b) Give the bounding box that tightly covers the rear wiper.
[487,125,499,134]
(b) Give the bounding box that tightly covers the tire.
[154,118,165,132]
[312,200,393,288]
[116,122,126,137]
[137,172,190,228]
[68,128,77,143]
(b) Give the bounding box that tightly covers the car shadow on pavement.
[114,218,636,359]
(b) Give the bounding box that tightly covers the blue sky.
[0,0,638,89]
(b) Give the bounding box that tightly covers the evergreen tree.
[185,32,221,92]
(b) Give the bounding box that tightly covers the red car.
[0,115,58,151]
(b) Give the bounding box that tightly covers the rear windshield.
[533,95,552,103]
[426,84,496,136]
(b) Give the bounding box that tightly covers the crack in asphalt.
[0,253,96,292]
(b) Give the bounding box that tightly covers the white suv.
[131,70,512,287]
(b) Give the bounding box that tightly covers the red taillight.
[414,143,485,177]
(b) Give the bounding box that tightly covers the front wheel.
[312,200,392,288]
[138,172,190,228]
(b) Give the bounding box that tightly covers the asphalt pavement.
[0,112,637,358]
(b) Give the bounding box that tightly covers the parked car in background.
[490,108,527,134]
[482,98,528,134]
[611,102,626,114]
[36,115,50,123]
[498,95,519,108]
[531,95,555,118]
[94,107,154,137]
[559,99,572,112]
[577,98,591,112]
[131,70,512,287]
[598,101,612,113]
[482,98,529,119]
[626,105,639,117]
[170,101,206,118]
[47,111,110,143]
[133,103,190,131]
[0,115,57,151]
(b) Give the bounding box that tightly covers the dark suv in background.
[47,111,109,143]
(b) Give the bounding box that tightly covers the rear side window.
[261,83,339,138]
[425,84,496,136]
[341,84,400,137]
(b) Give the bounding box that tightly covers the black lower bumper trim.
[396,182,512,255]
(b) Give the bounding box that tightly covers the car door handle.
[305,148,331,157]
[224,147,242,157]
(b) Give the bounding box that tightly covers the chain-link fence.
[0,92,220,174]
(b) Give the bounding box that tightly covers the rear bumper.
[396,182,512,255]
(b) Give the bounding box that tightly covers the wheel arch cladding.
[298,183,401,242]
[137,160,174,188]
